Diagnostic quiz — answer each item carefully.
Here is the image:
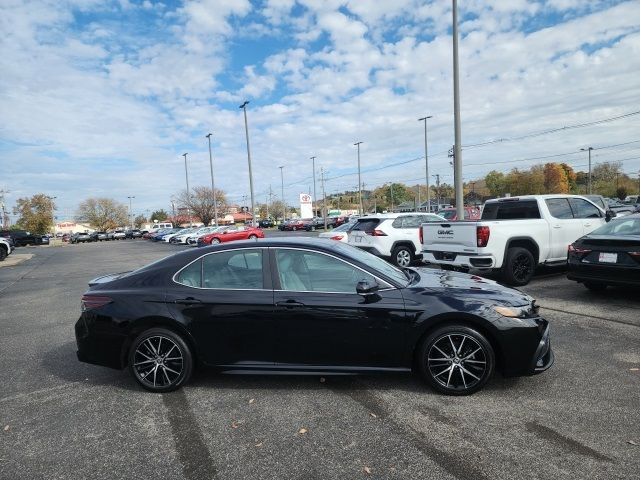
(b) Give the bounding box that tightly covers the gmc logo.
[438,230,454,235]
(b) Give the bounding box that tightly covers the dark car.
[278,220,291,231]
[126,229,143,239]
[567,213,640,290]
[258,219,275,228]
[304,217,326,231]
[0,230,43,247]
[283,219,308,231]
[70,232,92,243]
[75,238,552,395]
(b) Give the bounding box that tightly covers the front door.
[271,247,406,369]
[166,247,275,366]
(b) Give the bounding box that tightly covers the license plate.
[598,252,617,263]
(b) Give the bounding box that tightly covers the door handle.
[174,298,202,305]
[276,300,305,308]
[553,225,561,229]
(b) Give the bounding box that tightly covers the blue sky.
[1,0,639,221]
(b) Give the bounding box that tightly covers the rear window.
[481,200,541,220]
[437,210,456,219]
[351,219,381,231]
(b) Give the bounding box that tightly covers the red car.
[198,226,264,246]
[436,206,481,221]
[283,219,309,231]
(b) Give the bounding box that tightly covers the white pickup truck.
[421,195,614,286]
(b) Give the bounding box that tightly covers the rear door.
[545,198,584,259]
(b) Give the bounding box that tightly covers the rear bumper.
[75,315,126,370]
[567,263,640,287]
[423,251,495,269]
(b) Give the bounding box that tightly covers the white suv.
[348,213,445,267]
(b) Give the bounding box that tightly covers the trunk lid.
[422,221,480,254]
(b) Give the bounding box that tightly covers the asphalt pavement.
[0,237,638,480]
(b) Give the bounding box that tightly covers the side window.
[402,215,423,228]
[202,249,263,289]
[276,249,375,293]
[391,217,405,228]
[569,198,602,219]
[545,199,574,219]
[175,259,202,288]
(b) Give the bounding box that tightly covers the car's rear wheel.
[248,234,258,240]
[392,245,414,267]
[418,325,494,395]
[584,282,607,291]
[502,247,535,286]
[211,238,221,244]
[129,328,193,393]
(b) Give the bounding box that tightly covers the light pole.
[279,166,285,223]
[452,0,464,220]
[182,153,192,227]
[418,115,433,212]
[239,101,256,226]
[354,141,363,215]
[580,147,594,194]
[127,196,135,229]
[205,133,219,226]
[311,156,317,217]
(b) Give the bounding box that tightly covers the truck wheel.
[392,245,414,267]
[0,247,7,261]
[502,247,535,286]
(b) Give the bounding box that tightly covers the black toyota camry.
[75,238,553,395]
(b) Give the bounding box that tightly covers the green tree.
[13,194,55,234]
[485,170,507,197]
[76,198,128,231]
[150,209,169,222]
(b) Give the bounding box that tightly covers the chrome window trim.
[272,246,395,292]
[172,247,268,290]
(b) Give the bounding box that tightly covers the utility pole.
[581,147,594,194]
[321,167,327,229]
[279,166,285,223]
[205,133,218,226]
[127,196,135,229]
[452,0,464,220]
[311,156,317,217]
[354,141,363,215]
[239,101,256,226]
[418,115,433,212]
[182,153,192,227]
[0,189,10,229]
[433,174,441,210]
[389,183,395,212]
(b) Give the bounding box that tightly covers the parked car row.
[67,229,143,244]
[0,229,46,247]
[0,235,15,261]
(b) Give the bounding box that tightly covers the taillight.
[419,226,423,245]
[330,235,344,241]
[365,229,387,236]
[81,295,112,311]
[476,226,490,247]
[568,244,591,255]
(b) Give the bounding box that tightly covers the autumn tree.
[176,187,227,226]
[543,163,569,193]
[485,171,507,197]
[133,214,147,228]
[13,194,55,234]
[150,210,169,222]
[76,198,128,231]
[560,163,577,192]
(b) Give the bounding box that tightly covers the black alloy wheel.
[418,325,494,395]
[129,328,193,392]
[392,245,414,267]
[503,247,535,286]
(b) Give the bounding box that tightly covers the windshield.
[590,217,640,236]
[437,210,456,219]
[332,223,351,232]
[333,242,408,286]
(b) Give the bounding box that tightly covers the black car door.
[271,247,407,369]
[165,247,275,367]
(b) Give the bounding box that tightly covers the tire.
[248,234,257,240]
[584,282,607,292]
[502,247,535,286]
[129,328,193,393]
[292,226,297,231]
[211,238,221,244]
[0,247,7,261]
[391,245,414,267]
[417,325,495,395]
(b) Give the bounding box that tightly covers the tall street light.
[182,153,192,227]
[205,133,219,226]
[580,147,594,194]
[354,141,363,215]
[127,196,135,229]
[310,156,317,217]
[452,0,464,220]
[239,101,256,226]
[279,166,285,223]
[418,115,433,212]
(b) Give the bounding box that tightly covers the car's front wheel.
[129,328,193,393]
[417,325,495,395]
[392,245,414,267]
[211,238,221,244]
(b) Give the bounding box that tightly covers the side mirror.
[605,210,616,222]
[356,279,380,296]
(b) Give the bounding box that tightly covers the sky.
[1,0,640,221]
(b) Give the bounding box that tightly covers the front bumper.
[530,323,553,374]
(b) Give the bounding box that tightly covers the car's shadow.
[44,341,526,395]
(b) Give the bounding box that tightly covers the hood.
[409,267,533,306]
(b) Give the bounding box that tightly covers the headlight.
[493,305,529,318]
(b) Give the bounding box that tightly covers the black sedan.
[75,238,553,395]
[567,213,640,290]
